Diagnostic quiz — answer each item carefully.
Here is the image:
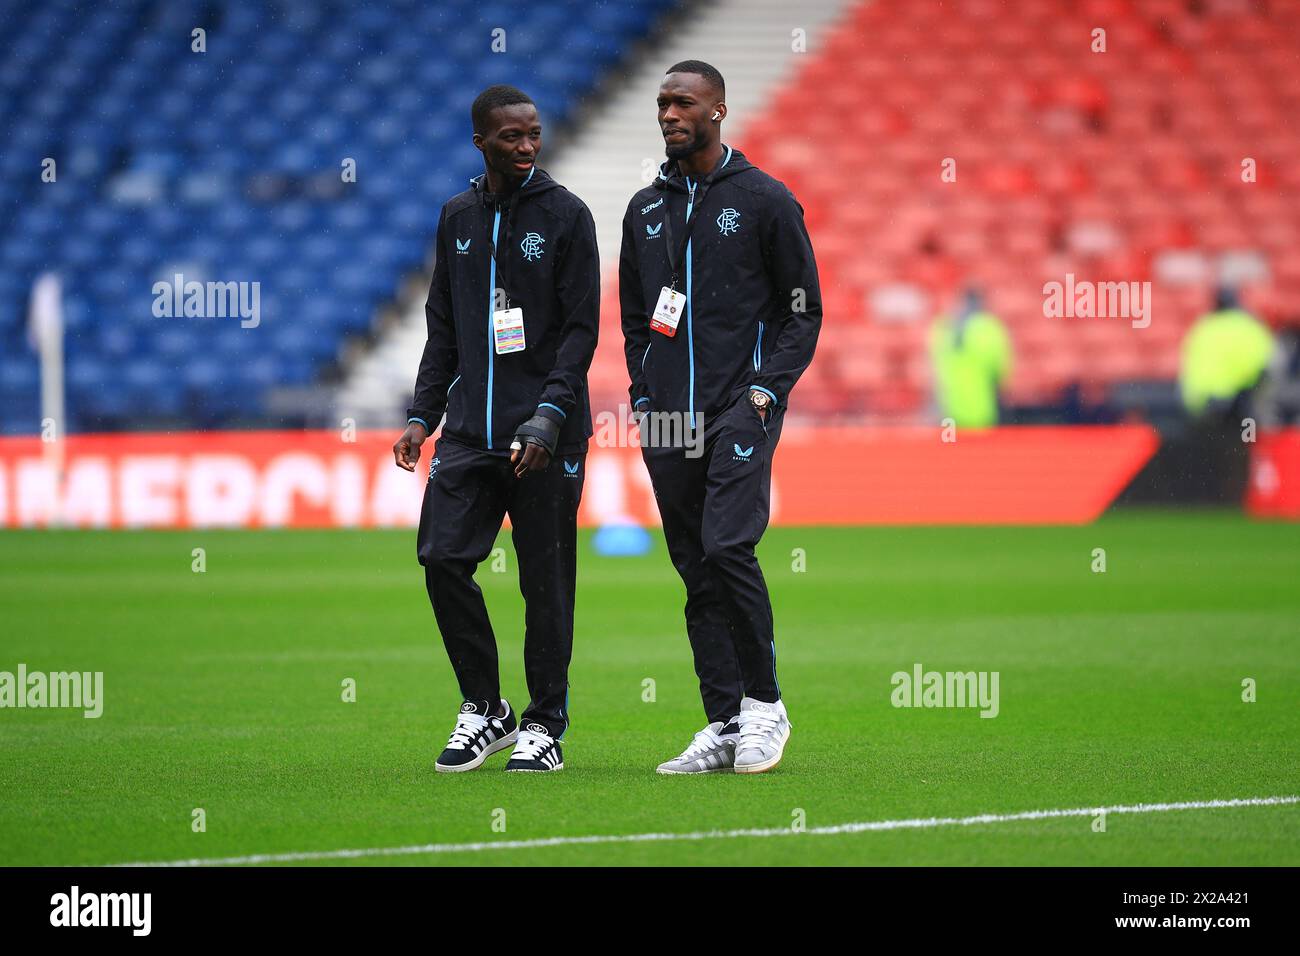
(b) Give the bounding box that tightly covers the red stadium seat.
[595,0,1300,419]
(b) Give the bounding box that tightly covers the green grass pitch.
[1,510,1297,866]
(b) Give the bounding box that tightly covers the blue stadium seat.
[0,0,667,431]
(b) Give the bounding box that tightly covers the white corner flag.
[28,271,67,521]
[28,270,66,414]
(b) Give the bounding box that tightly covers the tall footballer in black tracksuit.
[394,86,598,774]
[620,62,821,774]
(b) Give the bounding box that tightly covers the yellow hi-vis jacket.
[929,311,1012,429]
[1179,308,1275,415]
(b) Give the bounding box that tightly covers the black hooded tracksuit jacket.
[619,146,822,722]
[407,166,599,739]
[620,146,821,423]
[407,166,598,451]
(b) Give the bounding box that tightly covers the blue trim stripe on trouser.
[640,395,784,722]
[416,437,584,740]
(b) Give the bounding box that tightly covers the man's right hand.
[393,421,429,471]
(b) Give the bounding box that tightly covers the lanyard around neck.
[485,165,535,305]
[661,178,708,290]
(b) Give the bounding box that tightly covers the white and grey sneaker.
[505,723,564,772]
[656,719,739,774]
[435,699,518,773]
[733,697,790,774]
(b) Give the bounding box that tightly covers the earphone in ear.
[712,111,721,120]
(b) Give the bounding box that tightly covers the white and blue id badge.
[650,286,685,337]
[493,307,526,354]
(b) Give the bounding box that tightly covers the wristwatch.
[749,389,770,412]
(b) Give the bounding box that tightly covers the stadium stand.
[6,0,1298,432]
[0,0,662,433]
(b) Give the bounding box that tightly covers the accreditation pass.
[650,286,685,337]
[493,307,526,354]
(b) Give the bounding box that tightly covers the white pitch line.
[114,795,1299,867]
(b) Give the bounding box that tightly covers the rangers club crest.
[716,208,740,235]
[520,232,545,260]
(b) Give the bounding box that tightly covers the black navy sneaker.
[435,699,518,773]
[504,721,564,773]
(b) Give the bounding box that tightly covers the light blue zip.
[680,149,729,422]
[486,206,501,448]
[753,320,764,371]
[685,178,696,422]
[482,166,532,448]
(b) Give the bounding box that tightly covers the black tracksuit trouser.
[416,435,584,739]
[641,393,784,724]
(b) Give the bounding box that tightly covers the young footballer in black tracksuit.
[393,85,598,774]
[620,62,821,774]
